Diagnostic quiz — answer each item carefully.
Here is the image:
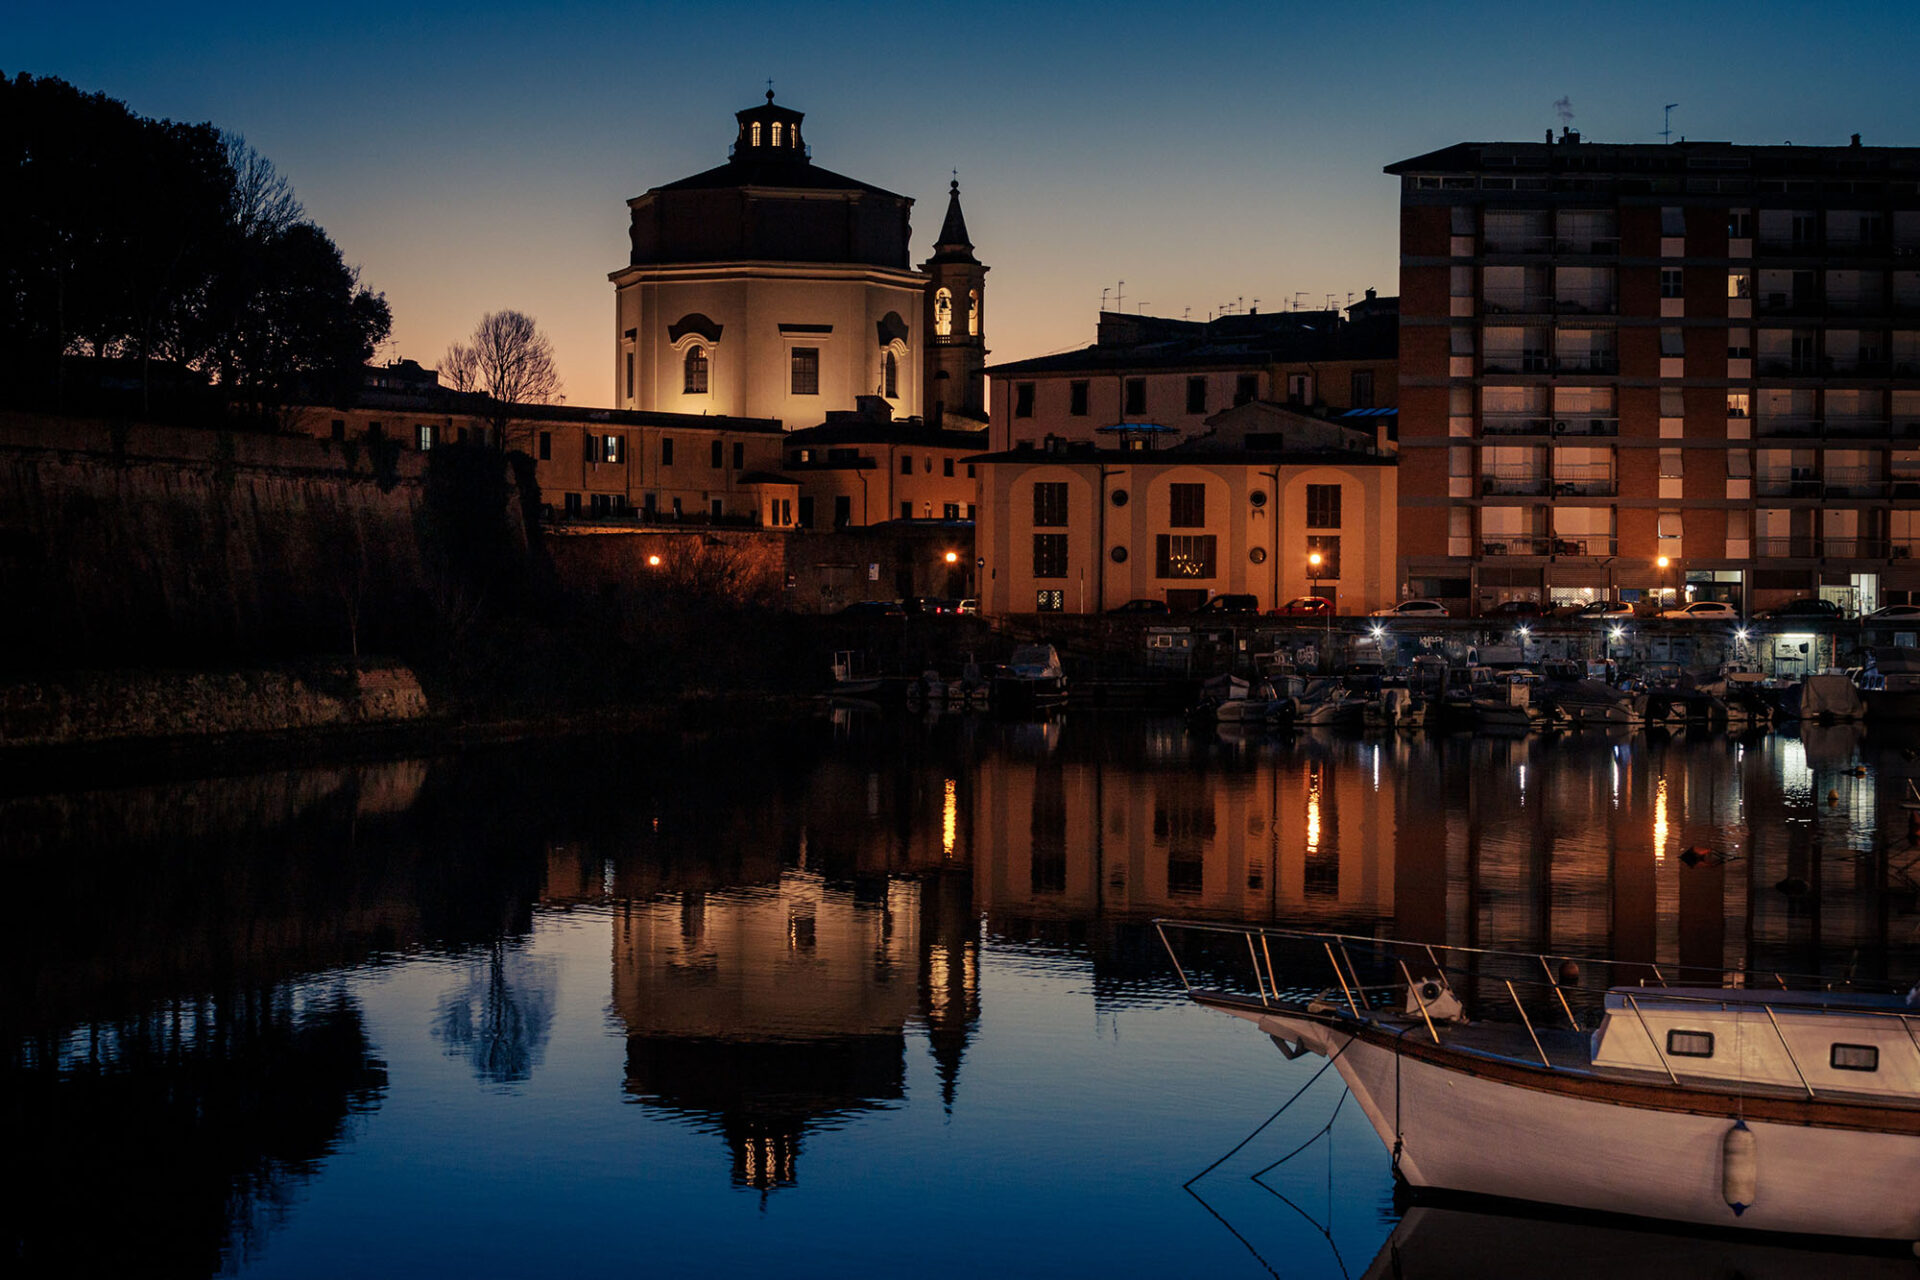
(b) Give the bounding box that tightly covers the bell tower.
[920,178,988,427]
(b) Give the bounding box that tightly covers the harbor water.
[6,714,1919,1277]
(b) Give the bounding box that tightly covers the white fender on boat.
[1722,1119,1757,1215]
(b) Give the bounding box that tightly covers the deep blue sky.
[13,1,1917,406]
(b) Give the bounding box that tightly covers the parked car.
[1760,597,1843,620]
[1194,593,1261,614]
[1484,600,1544,619]
[956,598,979,615]
[1571,600,1635,620]
[1660,601,1740,620]
[1106,598,1169,615]
[1865,603,1920,623]
[1371,599,1450,619]
[1269,596,1331,617]
[904,596,962,615]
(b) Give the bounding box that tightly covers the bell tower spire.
[920,175,988,426]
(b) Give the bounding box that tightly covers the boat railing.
[1154,920,1917,1093]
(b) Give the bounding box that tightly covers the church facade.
[610,93,986,430]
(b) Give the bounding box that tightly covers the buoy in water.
[1723,1119,1757,1215]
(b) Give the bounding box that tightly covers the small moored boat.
[1156,922,1920,1246]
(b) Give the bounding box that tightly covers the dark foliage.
[0,71,389,421]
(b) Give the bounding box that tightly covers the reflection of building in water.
[609,867,978,1189]
[972,743,1397,930]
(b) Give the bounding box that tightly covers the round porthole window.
[1250,490,1268,508]
[1111,489,1129,507]
[1111,546,1129,563]
[1249,547,1267,564]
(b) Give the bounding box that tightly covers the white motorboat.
[1157,922,1920,1246]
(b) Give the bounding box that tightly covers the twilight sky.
[13,1,1917,410]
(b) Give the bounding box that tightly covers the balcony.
[1825,417,1889,438]
[1481,414,1551,437]
[1481,295,1552,315]
[1755,537,1893,559]
[1756,472,1821,498]
[1754,416,1821,438]
[1757,357,1823,377]
[1480,537,1550,557]
[1820,468,1886,498]
[1551,416,1620,438]
[1554,295,1618,315]
[1757,237,1821,255]
[1552,353,1619,374]
[1483,234,1553,255]
[1554,237,1621,255]
[1552,468,1617,498]
[1545,536,1616,557]
[1757,293,1818,315]
[1481,470,1552,497]
[1481,353,1551,375]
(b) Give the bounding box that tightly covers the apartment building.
[1388,132,1920,615]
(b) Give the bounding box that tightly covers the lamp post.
[1308,551,1330,664]
[1656,554,1672,610]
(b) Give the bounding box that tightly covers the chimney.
[1851,133,1862,147]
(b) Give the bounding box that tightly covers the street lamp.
[1655,555,1673,609]
[1307,551,1331,657]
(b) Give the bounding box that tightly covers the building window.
[564,492,581,515]
[943,457,955,477]
[966,503,976,520]
[883,350,898,398]
[1728,269,1752,299]
[944,502,960,519]
[1662,328,1685,357]
[1660,268,1684,298]
[626,351,636,399]
[798,496,814,528]
[1306,534,1341,579]
[1187,377,1207,415]
[1728,392,1750,418]
[790,347,819,395]
[1036,589,1064,612]
[1033,480,1068,526]
[901,501,913,520]
[596,434,624,464]
[935,288,953,337]
[415,424,434,451]
[1069,380,1089,416]
[684,347,708,394]
[1155,534,1216,579]
[751,122,761,146]
[1667,1030,1714,1058]
[1306,484,1342,528]
[733,442,744,469]
[1235,374,1258,406]
[966,463,976,479]
[662,437,674,466]
[771,122,782,147]
[1169,482,1205,527]
[968,290,980,336]
[1125,378,1146,415]
[1728,211,1753,239]
[1033,533,1069,578]
[538,431,551,461]
[834,495,851,528]
[900,454,913,476]
[1350,370,1374,409]
[1014,381,1035,418]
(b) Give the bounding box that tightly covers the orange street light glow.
[647,554,662,567]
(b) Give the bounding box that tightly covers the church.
[609,91,988,431]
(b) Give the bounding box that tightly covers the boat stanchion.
[1324,942,1361,1016]
[1247,934,1271,1008]
[1155,923,1192,993]
[1541,955,1581,1031]
[1506,980,1552,1068]
[1336,942,1372,1013]
[1624,992,1682,1085]
[1762,1005,1816,1099]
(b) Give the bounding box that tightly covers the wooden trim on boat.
[1192,990,1920,1135]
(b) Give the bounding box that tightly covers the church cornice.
[610,261,931,289]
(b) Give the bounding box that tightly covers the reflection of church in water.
[542,747,980,1192]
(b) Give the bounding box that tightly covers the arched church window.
[968,290,980,337]
[883,351,898,399]
[934,289,952,337]
[684,347,709,394]
[751,123,761,147]
[771,122,783,147]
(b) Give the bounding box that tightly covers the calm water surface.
[7,715,1920,1277]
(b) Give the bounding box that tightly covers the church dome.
[626,92,914,270]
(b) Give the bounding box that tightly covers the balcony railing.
[1756,537,1896,559]
[1483,233,1553,254]
[1823,468,1887,498]
[1826,417,1890,438]
[1553,353,1619,374]
[1550,416,1619,437]
[1481,414,1551,436]
[1756,237,1821,254]
[1480,296,1553,314]
[1482,472,1552,496]
[1478,536,1617,557]
[1554,295,1618,315]
[1481,354,1552,374]
[1755,416,1820,437]
[1552,467,1617,498]
[1758,357,1822,376]
[1554,237,1620,255]
[1756,472,1821,498]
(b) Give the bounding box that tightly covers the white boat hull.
[1254,1010,1920,1242]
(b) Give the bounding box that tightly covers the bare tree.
[223,133,304,241]
[441,310,562,452]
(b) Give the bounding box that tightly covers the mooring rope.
[1184,1032,1356,1187]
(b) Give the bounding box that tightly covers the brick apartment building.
[1388,132,1920,616]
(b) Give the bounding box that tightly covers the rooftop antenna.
[1662,103,1679,144]
[1293,291,1309,311]
[1101,286,1110,312]
[1183,307,1191,320]
[1115,280,1125,313]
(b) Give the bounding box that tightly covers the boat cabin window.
[1831,1043,1879,1072]
[1666,1030,1714,1058]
